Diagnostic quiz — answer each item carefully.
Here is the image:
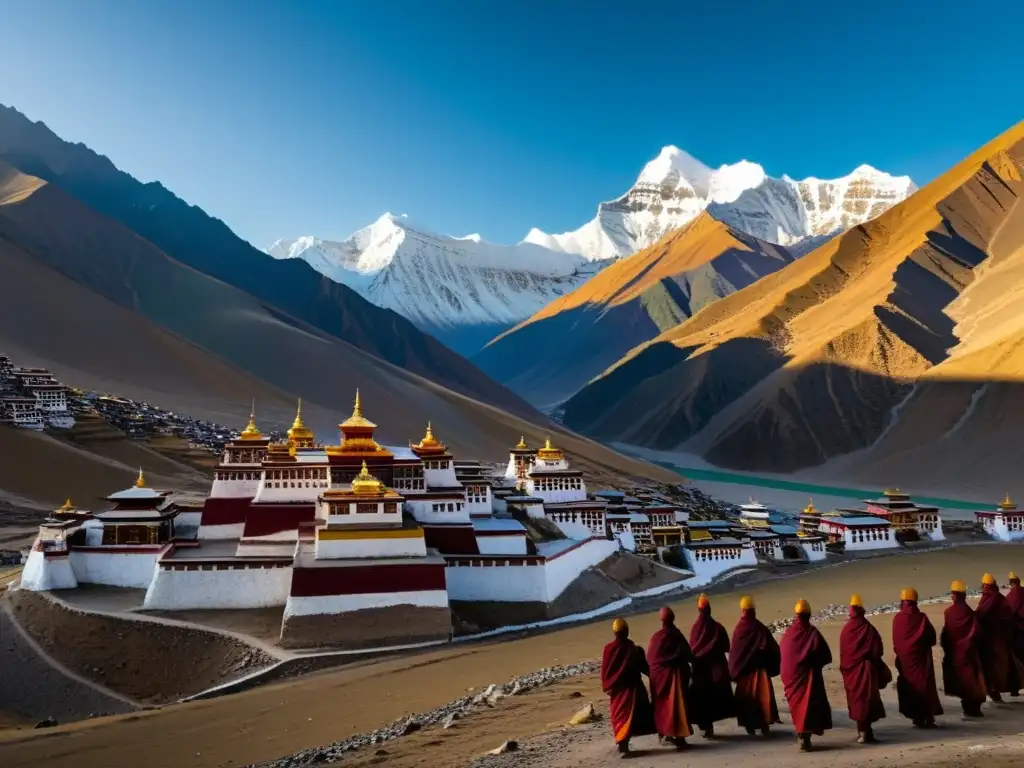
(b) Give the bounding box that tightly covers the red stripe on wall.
[422,524,479,555]
[242,504,316,538]
[199,496,254,526]
[289,562,447,597]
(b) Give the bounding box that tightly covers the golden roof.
[58,498,74,513]
[536,436,564,461]
[1000,493,1016,511]
[351,461,387,497]
[340,389,376,429]
[287,398,315,443]
[135,467,146,488]
[239,401,263,441]
[803,499,818,515]
[515,436,528,450]
[413,422,446,452]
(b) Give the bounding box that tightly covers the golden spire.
[59,498,74,513]
[239,399,263,440]
[803,498,817,515]
[414,421,445,451]
[287,397,315,446]
[340,388,377,429]
[1000,492,1016,511]
[135,467,146,488]
[351,460,387,496]
[536,435,564,461]
[515,436,528,450]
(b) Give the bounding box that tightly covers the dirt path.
[0,544,1021,768]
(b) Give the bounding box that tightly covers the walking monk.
[729,595,782,737]
[839,594,891,743]
[688,594,735,738]
[1005,572,1024,695]
[781,599,833,752]
[601,617,655,757]
[940,579,987,718]
[892,587,942,728]
[976,573,1015,702]
[646,606,692,749]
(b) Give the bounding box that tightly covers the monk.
[1005,572,1024,695]
[729,595,782,737]
[781,599,833,752]
[601,617,656,757]
[839,594,891,743]
[976,573,1015,701]
[688,594,735,738]
[940,579,987,718]
[892,587,942,728]
[646,606,693,749]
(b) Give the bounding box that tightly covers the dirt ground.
[5,590,275,704]
[1,544,1022,768]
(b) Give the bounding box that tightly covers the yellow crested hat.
[739,595,754,611]
[612,617,628,634]
[794,599,811,615]
[951,579,967,593]
[697,593,710,609]
[900,587,918,602]
[982,573,996,586]
[1010,572,1019,581]
[849,593,863,608]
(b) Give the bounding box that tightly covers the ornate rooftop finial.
[515,436,528,450]
[287,397,315,446]
[537,434,564,461]
[804,498,817,515]
[1000,492,1016,511]
[353,389,362,419]
[351,460,386,496]
[239,399,263,440]
[340,388,377,430]
[59,498,74,513]
[135,467,146,488]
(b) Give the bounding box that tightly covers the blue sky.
[2,1,1021,248]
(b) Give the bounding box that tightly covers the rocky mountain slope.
[268,214,600,355]
[561,121,1024,496]
[0,159,678,491]
[0,103,521,405]
[525,146,916,261]
[474,214,793,409]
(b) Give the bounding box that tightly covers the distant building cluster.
[0,355,75,431]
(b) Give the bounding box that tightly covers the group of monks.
[600,572,1024,758]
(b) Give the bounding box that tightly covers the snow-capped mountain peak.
[525,147,916,261]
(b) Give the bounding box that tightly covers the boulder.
[570,703,600,725]
[487,739,519,755]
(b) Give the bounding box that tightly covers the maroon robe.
[781,614,833,735]
[647,618,693,738]
[839,606,890,727]
[601,635,656,744]
[976,583,1016,694]
[892,600,943,722]
[940,594,987,705]
[729,608,782,730]
[688,605,736,727]
[1005,582,1024,680]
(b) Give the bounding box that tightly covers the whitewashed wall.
[543,538,617,601]
[546,517,594,541]
[210,477,261,499]
[284,589,449,617]
[404,498,472,525]
[20,551,78,591]
[800,540,828,562]
[69,550,160,588]
[198,522,246,540]
[446,562,548,602]
[683,546,758,583]
[143,565,292,609]
[316,535,427,560]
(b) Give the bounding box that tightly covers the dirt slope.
[563,120,1024,488]
[475,214,792,408]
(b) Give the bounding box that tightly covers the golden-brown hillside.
[563,120,1024,495]
[474,214,792,408]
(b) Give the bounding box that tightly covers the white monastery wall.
[315,535,427,560]
[20,551,78,591]
[543,538,618,601]
[445,562,547,602]
[174,511,203,540]
[283,589,449,617]
[528,487,587,505]
[69,550,160,589]
[800,540,827,562]
[404,499,472,525]
[836,528,898,552]
[144,565,292,610]
[683,546,758,583]
[198,522,245,540]
[546,517,594,541]
[210,477,261,499]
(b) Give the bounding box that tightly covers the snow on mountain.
[267,213,599,353]
[524,147,917,260]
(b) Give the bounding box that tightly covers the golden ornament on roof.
[239,400,263,440]
[1000,493,1016,511]
[414,421,445,451]
[515,436,528,450]
[58,498,74,513]
[536,435,564,461]
[351,460,386,496]
[803,499,817,515]
[287,398,315,445]
[135,467,146,488]
[340,389,377,429]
